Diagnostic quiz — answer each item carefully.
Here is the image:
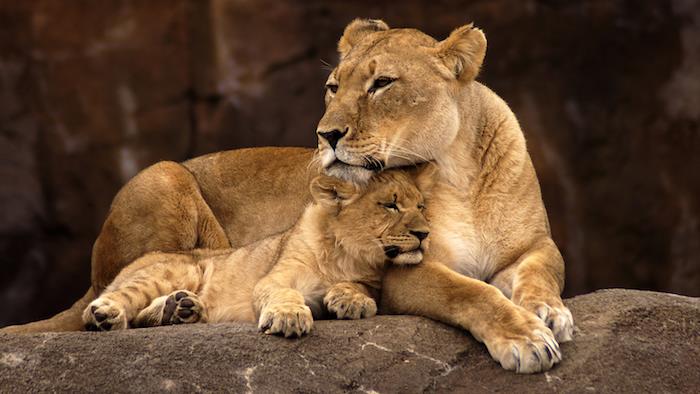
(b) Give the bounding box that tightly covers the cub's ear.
[310,175,359,207]
[410,162,439,195]
[338,18,389,58]
[434,23,486,82]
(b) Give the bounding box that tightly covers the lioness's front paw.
[161,290,205,325]
[521,300,574,343]
[482,307,561,373]
[258,303,313,338]
[83,298,128,331]
[324,286,377,320]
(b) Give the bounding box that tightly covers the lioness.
[4,20,573,373]
[83,169,433,338]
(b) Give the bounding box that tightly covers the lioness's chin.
[392,250,423,265]
[323,161,375,184]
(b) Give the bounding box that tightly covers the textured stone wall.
[1,0,698,326]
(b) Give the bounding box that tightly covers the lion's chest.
[425,188,500,281]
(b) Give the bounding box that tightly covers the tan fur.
[82,170,431,337]
[4,20,572,374]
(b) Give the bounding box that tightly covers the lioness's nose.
[410,230,429,241]
[317,128,348,150]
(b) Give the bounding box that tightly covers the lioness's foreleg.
[253,263,315,338]
[381,261,561,374]
[490,237,574,342]
[323,282,377,320]
[83,254,203,331]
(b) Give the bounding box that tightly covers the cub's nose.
[317,128,347,150]
[410,230,429,241]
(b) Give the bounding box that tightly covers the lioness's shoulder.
[183,147,315,174]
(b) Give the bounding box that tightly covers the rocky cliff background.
[1,0,698,327]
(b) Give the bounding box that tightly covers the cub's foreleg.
[83,254,203,331]
[490,237,574,342]
[253,261,315,338]
[324,282,377,320]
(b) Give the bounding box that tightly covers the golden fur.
[82,170,431,337]
[4,20,573,374]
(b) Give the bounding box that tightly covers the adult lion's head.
[316,19,486,182]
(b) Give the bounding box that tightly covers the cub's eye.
[325,84,338,94]
[381,202,400,212]
[417,204,426,211]
[368,77,396,94]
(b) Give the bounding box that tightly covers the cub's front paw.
[258,303,313,338]
[161,290,206,325]
[522,301,574,343]
[482,306,561,374]
[83,298,127,331]
[324,286,377,319]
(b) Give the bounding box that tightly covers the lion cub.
[83,167,432,337]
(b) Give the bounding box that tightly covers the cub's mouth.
[383,245,424,265]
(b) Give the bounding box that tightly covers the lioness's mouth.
[323,159,379,183]
[362,157,385,172]
[328,158,384,172]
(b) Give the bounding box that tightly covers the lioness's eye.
[381,202,399,212]
[368,77,396,94]
[325,84,338,94]
[418,204,425,211]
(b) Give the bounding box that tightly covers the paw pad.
[161,290,203,325]
[83,299,127,331]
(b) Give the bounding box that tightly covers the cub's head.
[310,164,436,265]
[317,19,486,182]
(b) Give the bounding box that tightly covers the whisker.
[381,141,431,163]
[384,152,414,163]
[362,155,385,172]
[386,143,431,163]
[307,152,323,171]
[320,59,335,71]
[390,137,435,161]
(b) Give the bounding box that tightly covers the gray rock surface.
[1,289,698,393]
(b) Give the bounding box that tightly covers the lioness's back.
[183,147,316,248]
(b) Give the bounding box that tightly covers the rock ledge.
[0,289,698,393]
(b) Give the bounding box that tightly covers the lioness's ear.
[338,18,389,58]
[310,175,359,207]
[411,162,439,195]
[435,23,486,81]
